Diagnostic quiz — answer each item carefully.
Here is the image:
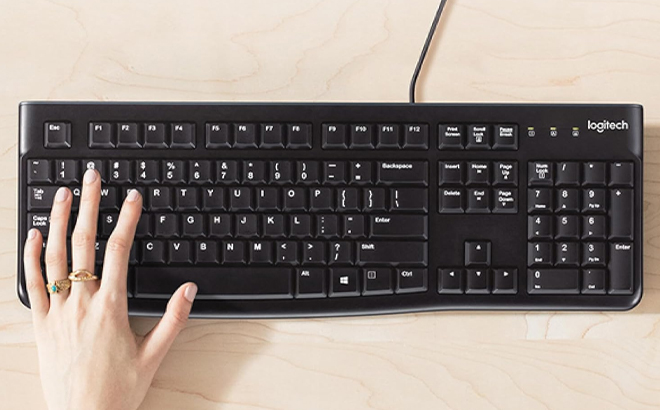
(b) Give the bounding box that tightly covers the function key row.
[439,161,518,187]
[28,159,429,186]
[206,123,311,149]
[439,124,518,150]
[528,161,634,187]
[89,122,196,149]
[322,124,429,150]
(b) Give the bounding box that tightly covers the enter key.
[370,215,428,239]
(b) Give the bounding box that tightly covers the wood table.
[1,0,659,408]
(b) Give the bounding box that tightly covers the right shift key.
[609,243,633,294]
[609,189,633,240]
[358,241,428,267]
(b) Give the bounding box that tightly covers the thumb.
[140,283,197,371]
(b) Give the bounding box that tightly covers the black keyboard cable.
[409,0,449,103]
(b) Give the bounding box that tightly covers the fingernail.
[28,229,37,240]
[184,283,198,302]
[55,187,69,202]
[126,189,141,202]
[84,168,97,184]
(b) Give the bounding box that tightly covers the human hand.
[23,168,198,410]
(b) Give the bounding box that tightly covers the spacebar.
[135,267,293,300]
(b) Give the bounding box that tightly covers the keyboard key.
[229,187,252,211]
[609,162,633,187]
[361,268,393,295]
[492,269,517,294]
[168,240,192,264]
[155,214,178,237]
[170,123,195,149]
[467,162,489,185]
[370,215,427,239]
[437,268,463,294]
[249,241,273,264]
[438,124,464,149]
[256,187,279,211]
[99,187,118,210]
[206,123,230,149]
[363,188,386,212]
[609,189,633,240]
[89,123,113,149]
[284,188,307,211]
[402,124,428,149]
[28,160,51,183]
[195,240,219,264]
[466,269,489,294]
[358,241,427,267]
[465,241,491,266]
[609,243,633,294]
[270,161,293,184]
[322,124,347,149]
[109,160,132,184]
[582,215,606,239]
[135,267,293,299]
[216,161,239,184]
[528,162,553,186]
[329,268,360,297]
[117,123,140,148]
[28,186,58,210]
[324,162,346,185]
[528,216,553,240]
[555,188,579,213]
[493,125,518,150]
[582,242,606,267]
[45,122,71,148]
[555,162,580,186]
[466,125,490,149]
[141,240,166,263]
[28,213,50,237]
[582,189,606,213]
[302,241,326,264]
[135,214,151,238]
[100,213,118,236]
[182,214,205,237]
[390,188,427,212]
[377,161,428,186]
[316,215,339,238]
[527,269,579,294]
[350,124,373,149]
[295,268,326,298]
[55,160,79,183]
[377,124,400,149]
[556,215,580,239]
[276,241,298,265]
[176,187,199,210]
[493,162,517,186]
[144,123,167,148]
[336,188,358,212]
[136,160,160,184]
[528,188,552,213]
[233,123,257,148]
[297,161,320,185]
[243,161,266,184]
[263,215,285,238]
[163,160,186,184]
[189,161,212,184]
[329,241,353,264]
[287,124,312,149]
[290,215,312,238]
[492,189,517,213]
[350,161,372,185]
[396,268,427,293]
[528,242,552,266]
[583,162,606,186]
[555,242,579,266]
[466,189,490,213]
[261,124,284,148]
[438,161,463,186]
[438,189,464,213]
[209,214,232,238]
[582,269,606,294]
[202,188,225,211]
[223,241,246,263]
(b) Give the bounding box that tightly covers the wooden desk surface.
[1,0,659,408]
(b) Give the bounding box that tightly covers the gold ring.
[46,279,71,294]
[68,269,99,282]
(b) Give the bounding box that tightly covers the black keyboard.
[17,102,644,318]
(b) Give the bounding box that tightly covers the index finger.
[100,189,142,295]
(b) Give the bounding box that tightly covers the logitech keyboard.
[17,102,644,318]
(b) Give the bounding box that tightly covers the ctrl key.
[527,269,579,294]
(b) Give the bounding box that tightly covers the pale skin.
[23,168,198,410]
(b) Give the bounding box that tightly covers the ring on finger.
[46,279,72,294]
[68,269,99,282]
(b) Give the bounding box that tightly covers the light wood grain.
[1,0,660,409]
